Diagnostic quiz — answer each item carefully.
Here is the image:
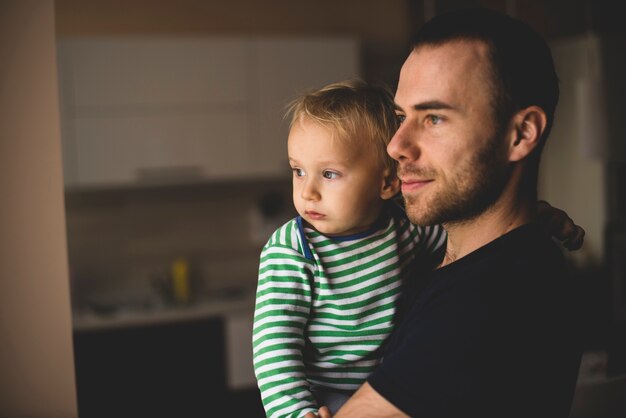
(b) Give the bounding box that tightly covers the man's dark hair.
[411,7,559,146]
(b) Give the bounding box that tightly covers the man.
[312,7,583,418]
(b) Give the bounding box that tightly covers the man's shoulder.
[495,223,568,279]
[474,224,579,329]
[469,222,565,272]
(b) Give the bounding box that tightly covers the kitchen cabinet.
[73,316,265,418]
[58,39,249,108]
[57,37,359,189]
[69,112,250,185]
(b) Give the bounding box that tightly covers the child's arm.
[253,243,319,418]
[390,196,447,261]
[537,200,585,250]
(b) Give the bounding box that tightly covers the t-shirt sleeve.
[252,242,318,418]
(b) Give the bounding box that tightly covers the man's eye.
[396,114,406,125]
[292,168,305,177]
[426,115,443,125]
[322,170,339,180]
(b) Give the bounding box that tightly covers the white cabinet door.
[58,38,252,188]
[224,312,256,390]
[61,38,249,107]
[57,37,360,189]
[73,112,250,186]
[250,38,360,177]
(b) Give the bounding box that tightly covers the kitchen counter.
[72,292,256,332]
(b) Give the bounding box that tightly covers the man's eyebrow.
[395,100,455,112]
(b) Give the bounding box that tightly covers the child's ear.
[380,169,401,200]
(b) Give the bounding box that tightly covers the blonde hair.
[286,79,399,173]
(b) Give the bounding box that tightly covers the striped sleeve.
[252,222,318,418]
[390,200,447,256]
[415,223,447,254]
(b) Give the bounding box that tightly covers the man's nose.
[301,179,320,201]
[387,123,421,162]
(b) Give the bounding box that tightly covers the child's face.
[288,117,397,236]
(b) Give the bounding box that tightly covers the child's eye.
[292,168,305,177]
[322,170,339,180]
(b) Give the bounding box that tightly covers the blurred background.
[2,0,625,417]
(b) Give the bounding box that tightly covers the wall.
[0,1,78,416]
[540,35,608,269]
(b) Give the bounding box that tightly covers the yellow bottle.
[171,258,190,305]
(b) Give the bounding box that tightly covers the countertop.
[72,292,256,332]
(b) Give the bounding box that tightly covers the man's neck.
[439,194,535,268]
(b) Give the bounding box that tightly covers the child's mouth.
[305,211,325,220]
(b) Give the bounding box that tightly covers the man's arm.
[307,383,408,418]
[334,383,409,418]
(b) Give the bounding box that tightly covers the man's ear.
[380,168,401,200]
[508,106,547,162]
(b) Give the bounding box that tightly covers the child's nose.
[301,180,320,201]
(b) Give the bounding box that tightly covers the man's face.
[387,40,512,226]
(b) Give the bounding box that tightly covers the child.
[252,79,445,418]
[252,79,583,418]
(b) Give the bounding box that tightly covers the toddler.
[252,79,445,418]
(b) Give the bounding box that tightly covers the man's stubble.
[401,132,511,227]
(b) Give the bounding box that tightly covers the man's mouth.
[400,178,433,193]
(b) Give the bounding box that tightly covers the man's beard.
[401,135,511,227]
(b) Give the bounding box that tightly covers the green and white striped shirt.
[252,206,445,418]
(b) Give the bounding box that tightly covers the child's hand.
[304,406,332,418]
[537,200,585,250]
[317,406,332,418]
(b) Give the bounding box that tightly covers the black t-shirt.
[368,223,583,418]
